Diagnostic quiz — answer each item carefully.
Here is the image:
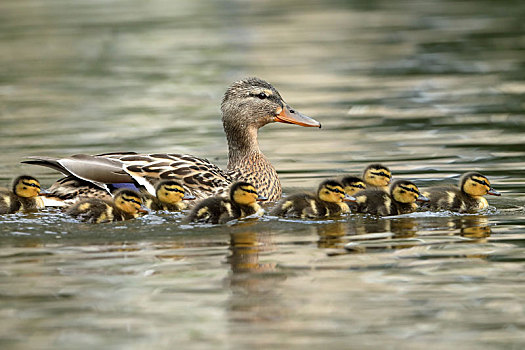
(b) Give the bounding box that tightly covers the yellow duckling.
[187,182,265,224]
[66,189,146,223]
[354,179,428,216]
[363,164,392,190]
[422,172,500,213]
[270,180,356,219]
[340,176,366,196]
[142,180,195,211]
[0,175,44,214]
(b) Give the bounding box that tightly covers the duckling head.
[113,189,144,215]
[318,180,355,203]
[155,180,195,204]
[341,176,366,196]
[390,180,429,204]
[460,172,501,197]
[363,164,391,188]
[13,175,41,198]
[230,182,263,206]
[221,78,321,153]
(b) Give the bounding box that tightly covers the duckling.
[354,180,428,216]
[422,172,500,213]
[341,176,366,196]
[0,175,44,214]
[66,189,146,223]
[270,180,356,219]
[187,182,265,224]
[142,180,195,211]
[362,164,392,190]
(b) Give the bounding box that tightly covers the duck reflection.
[458,215,491,239]
[225,224,287,324]
[317,222,346,248]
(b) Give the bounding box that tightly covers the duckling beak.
[275,104,321,128]
[256,195,268,202]
[343,194,357,202]
[416,194,430,202]
[487,188,501,196]
[137,208,149,214]
[182,193,196,200]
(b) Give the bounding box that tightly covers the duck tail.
[22,156,73,177]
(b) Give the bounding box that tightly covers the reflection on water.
[1,0,525,348]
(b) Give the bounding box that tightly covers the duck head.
[341,176,366,196]
[114,189,145,216]
[460,172,501,197]
[318,180,356,203]
[13,175,41,198]
[390,180,428,204]
[230,181,265,205]
[363,164,392,188]
[221,78,320,157]
[155,180,195,204]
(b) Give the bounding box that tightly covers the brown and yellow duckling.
[0,175,44,214]
[66,189,146,223]
[363,164,392,190]
[142,180,195,211]
[422,172,500,213]
[187,182,265,224]
[354,179,428,216]
[341,176,367,196]
[270,180,356,219]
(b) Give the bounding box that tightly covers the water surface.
[1,0,524,349]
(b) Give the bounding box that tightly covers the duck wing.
[23,152,232,199]
[111,153,233,198]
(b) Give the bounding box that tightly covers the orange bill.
[275,104,321,128]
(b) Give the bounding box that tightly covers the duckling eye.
[399,190,406,194]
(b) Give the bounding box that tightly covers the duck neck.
[225,124,262,169]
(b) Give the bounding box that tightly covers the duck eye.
[257,92,267,99]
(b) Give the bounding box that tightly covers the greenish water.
[1,0,525,349]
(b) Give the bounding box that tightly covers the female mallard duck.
[270,180,356,219]
[142,180,195,211]
[354,179,428,216]
[187,181,265,224]
[23,78,321,204]
[422,172,500,213]
[66,189,146,223]
[0,175,44,214]
[362,164,392,190]
[341,176,366,196]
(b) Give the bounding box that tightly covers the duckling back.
[422,186,481,213]
[270,193,317,218]
[354,189,393,216]
[66,199,122,223]
[0,189,21,214]
[271,193,348,218]
[187,197,240,224]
